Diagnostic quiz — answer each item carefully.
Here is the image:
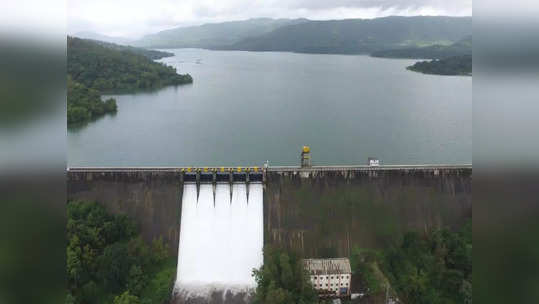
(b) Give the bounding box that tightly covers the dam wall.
[67,166,472,257]
[263,166,472,258]
[67,169,183,255]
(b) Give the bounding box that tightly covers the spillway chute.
[174,175,263,299]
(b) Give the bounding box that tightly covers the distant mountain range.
[221,16,471,54]
[73,31,134,45]
[74,16,471,57]
[133,18,309,49]
[87,39,174,60]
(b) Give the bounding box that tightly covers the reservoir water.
[68,49,471,166]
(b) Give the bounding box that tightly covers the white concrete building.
[304,258,352,299]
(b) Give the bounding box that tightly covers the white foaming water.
[175,181,263,296]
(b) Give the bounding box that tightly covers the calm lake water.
[68,49,471,167]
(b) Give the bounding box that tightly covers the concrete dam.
[67,163,471,302]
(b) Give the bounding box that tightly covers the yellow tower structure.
[301,145,311,168]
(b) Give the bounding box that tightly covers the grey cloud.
[284,0,470,12]
[68,0,471,39]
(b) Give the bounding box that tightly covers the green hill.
[68,37,191,91]
[407,55,472,76]
[224,16,471,54]
[372,35,472,59]
[67,37,192,126]
[134,18,308,49]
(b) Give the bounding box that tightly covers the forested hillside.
[68,37,191,92]
[134,18,308,49]
[67,37,192,126]
[223,16,471,54]
[133,16,471,54]
[350,222,472,304]
[67,77,117,125]
[66,201,175,304]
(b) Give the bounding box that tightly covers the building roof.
[303,258,351,275]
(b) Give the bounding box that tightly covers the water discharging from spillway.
[175,181,263,299]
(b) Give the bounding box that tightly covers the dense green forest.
[371,36,472,59]
[407,55,472,76]
[349,222,472,304]
[67,77,117,125]
[253,222,471,304]
[68,37,192,91]
[66,201,176,304]
[67,37,192,126]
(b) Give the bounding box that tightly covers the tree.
[113,291,140,304]
[67,201,176,304]
[252,246,317,304]
[67,78,116,126]
[127,265,147,296]
[150,237,169,264]
[67,106,90,124]
[81,281,98,303]
[380,224,472,304]
[65,293,76,304]
[97,242,131,292]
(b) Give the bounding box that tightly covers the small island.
[407,55,472,76]
[67,37,193,126]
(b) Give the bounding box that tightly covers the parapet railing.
[266,164,472,171]
[67,166,262,172]
[67,164,472,173]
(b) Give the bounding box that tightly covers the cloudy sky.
[68,0,472,39]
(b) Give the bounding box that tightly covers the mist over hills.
[73,31,134,45]
[74,16,471,59]
[131,16,471,55]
